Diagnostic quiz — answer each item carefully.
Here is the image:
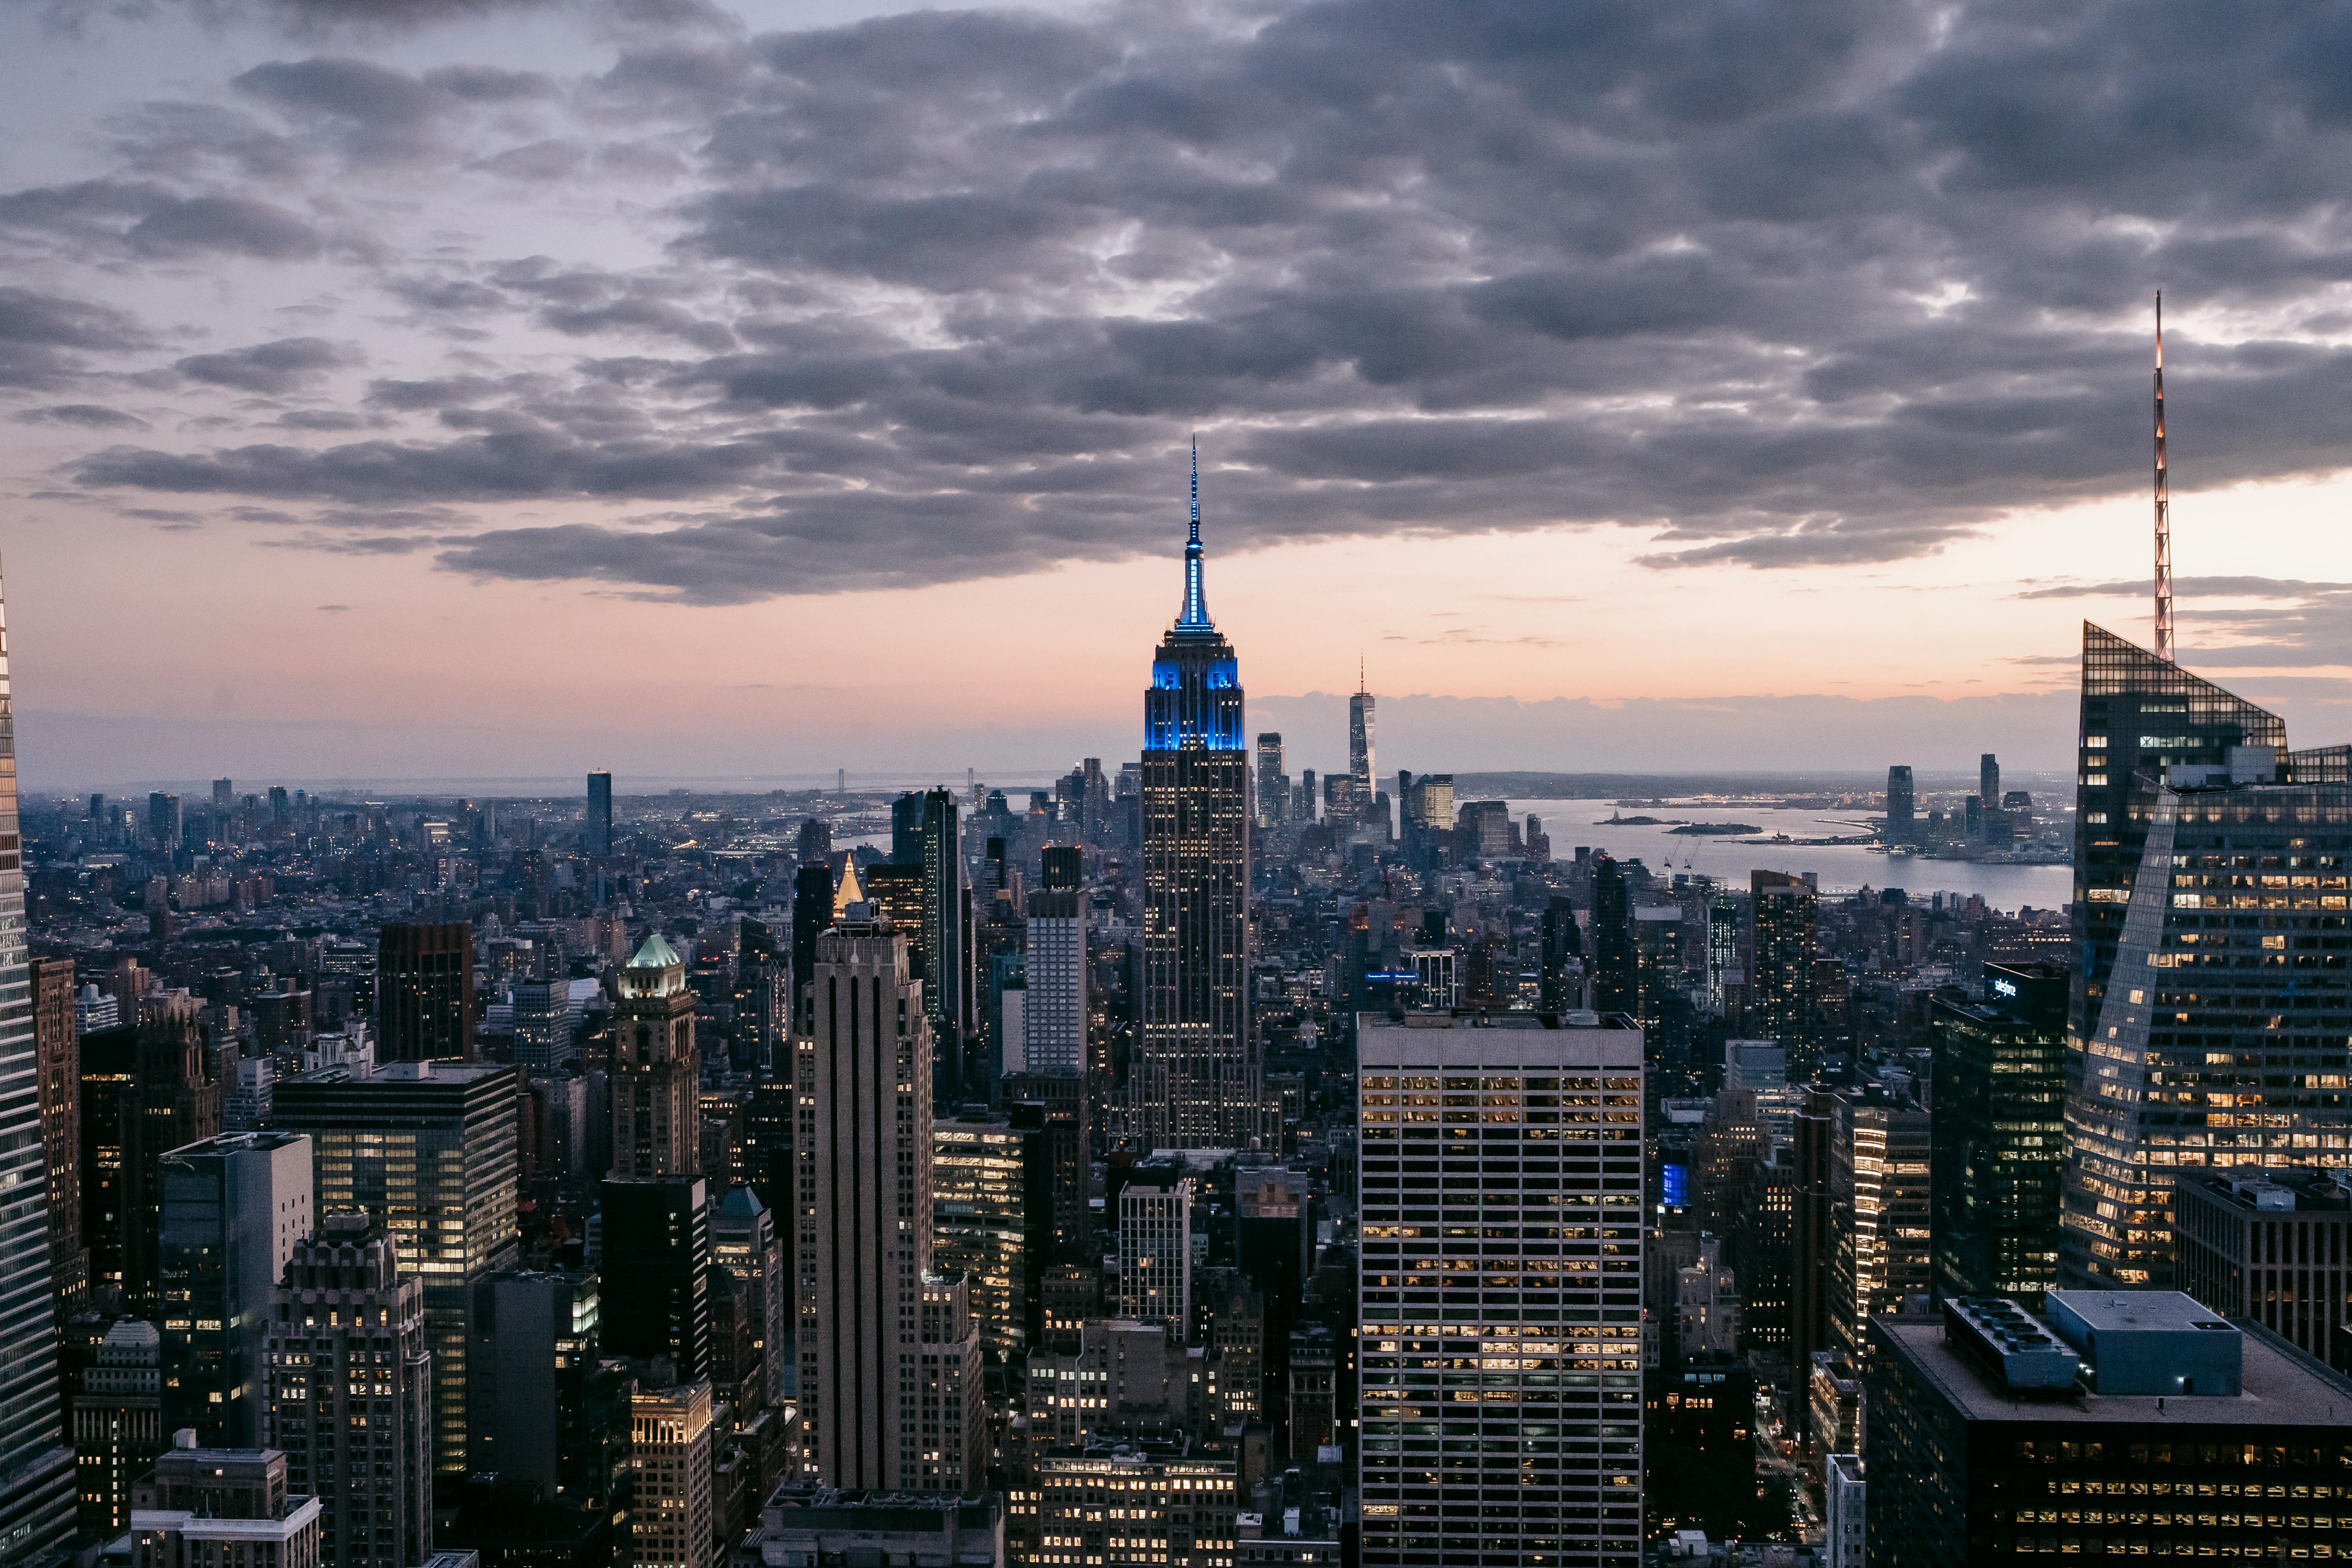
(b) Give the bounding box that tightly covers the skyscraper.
[712,1183,788,1410]
[932,1110,1052,1358]
[1749,871,1818,1074]
[265,1212,432,1568]
[1883,764,1915,845]
[1978,752,2000,814]
[790,861,835,1029]
[610,934,701,1180]
[211,777,232,843]
[0,560,74,1566]
[584,769,613,858]
[1827,1087,1932,1357]
[31,954,86,1310]
[600,1174,711,1381]
[1023,888,1086,1075]
[157,1132,314,1448]
[1116,1168,1193,1328]
[1349,661,1375,802]
[1254,732,1288,829]
[1356,1012,1647,1568]
[115,996,221,1317]
[1136,444,1257,1150]
[1590,853,1636,1015]
[2061,758,2352,1287]
[376,922,475,1063]
[1539,896,1583,1011]
[1931,962,2066,1301]
[272,1060,520,1474]
[2070,623,2285,1132]
[795,904,961,1489]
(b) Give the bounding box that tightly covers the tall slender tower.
[611,934,701,1179]
[1137,440,1259,1150]
[2154,291,2174,664]
[1349,657,1376,802]
[0,560,75,1562]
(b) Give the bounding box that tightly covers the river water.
[1507,798,2073,914]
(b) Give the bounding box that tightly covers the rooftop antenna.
[2154,291,2174,663]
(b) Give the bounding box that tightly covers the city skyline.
[10,2,2352,782]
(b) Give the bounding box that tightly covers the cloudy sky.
[8,0,2352,791]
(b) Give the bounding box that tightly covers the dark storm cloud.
[51,0,2352,601]
[0,286,154,390]
[175,337,360,394]
[17,404,150,428]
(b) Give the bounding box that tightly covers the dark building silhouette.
[1749,871,1817,1074]
[600,1174,711,1382]
[790,861,835,1028]
[1932,962,2066,1302]
[1589,853,1636,1016]
[1884,764,1916,844]
[376,921,475,1062]
[1539,896,1583,1011]
[584,769,612,858]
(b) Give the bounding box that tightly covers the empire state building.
[1135,444,1261,1150]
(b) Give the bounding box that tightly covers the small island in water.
[1669,821,1761,836]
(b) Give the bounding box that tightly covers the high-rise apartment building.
[1356,1012,1647,1568]
[512,969,574,1074]
[31,954,86,1310]
[1254,732,1288,828]
[585,769,613,858]
[1117,1168,1194,1328]
[631,1381,714,1568]
[272,1060,520,1473]
[2062,762,2352,1287]
[264,1212,432,1568]
[1136,455,1257,1151]
[611,934,701,1180]
[1749,871,1818,1073]
[933,1111,1052,1357]
[376,922,475,1062]
[1023,888,1087,1075]
[157,1132,314,1447]
[794,906,964,1489]
[1884,765,1915,844]
[74,1321,163,1534]
[712,1183,788,1409]
[601,1174,712,1382]
[2174,1168,2352,1373]
[1828,1088,1932,1357]
[1931,963,2066,1301]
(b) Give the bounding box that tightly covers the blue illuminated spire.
[1178,433,1212,629]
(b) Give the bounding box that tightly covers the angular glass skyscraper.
[1136,446,1259,1150]
[2070,623,2286,1074]
[2061,762,2352,1287]
[0,565,73,1565]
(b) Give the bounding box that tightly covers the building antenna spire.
[2155,290,2174,663]
[1178,432,1210,627]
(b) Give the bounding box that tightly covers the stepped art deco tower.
[1135,443,1261,1151]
